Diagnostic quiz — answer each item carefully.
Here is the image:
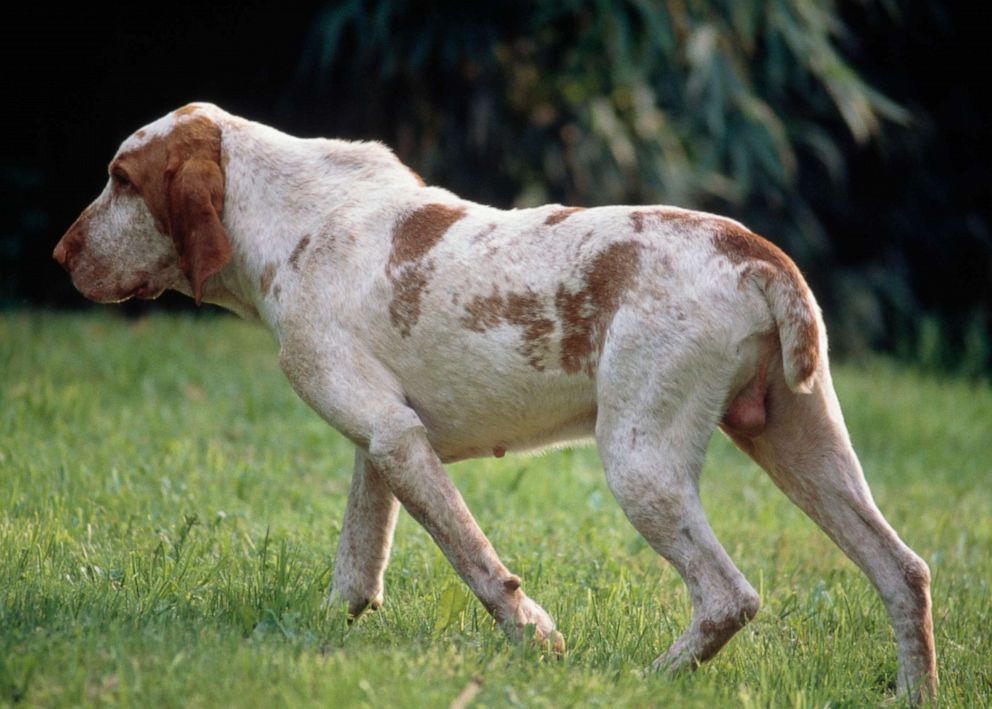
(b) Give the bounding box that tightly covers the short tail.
[709,223,824,394]
[755,264,823,394]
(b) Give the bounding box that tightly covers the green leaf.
[433,582,470,635]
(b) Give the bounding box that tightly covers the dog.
[54,104,937,701]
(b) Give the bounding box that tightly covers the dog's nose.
[53,229,84,272]
[52,238,68,267]
[52,237,72,272]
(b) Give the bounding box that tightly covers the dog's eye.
[112,169,132,189]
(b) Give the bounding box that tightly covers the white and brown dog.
[54,104,936,701]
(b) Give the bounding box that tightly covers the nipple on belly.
[493,446,506,458]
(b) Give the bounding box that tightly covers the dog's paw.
[325,587,383,622]
[648,647,691,677]
[506,596,565,653]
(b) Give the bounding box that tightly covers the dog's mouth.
[77,275,166,304]
[131,280,167,300]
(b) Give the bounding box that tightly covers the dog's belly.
[398,363,599,463]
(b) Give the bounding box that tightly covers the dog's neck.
[199,115,425,329]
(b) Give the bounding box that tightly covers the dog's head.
[53,103,232,304]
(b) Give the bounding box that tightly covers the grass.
[1,310,990,707]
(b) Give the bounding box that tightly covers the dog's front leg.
[366,406,563,649]
[329,448,400,618]
[280,340,562,649]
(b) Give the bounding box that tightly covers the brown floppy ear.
[166,157,232,304]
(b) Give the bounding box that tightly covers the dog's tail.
[716,227,823,394]
[758,263,822,394]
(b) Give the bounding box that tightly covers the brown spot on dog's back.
[175,104,200,117]
[288,235,311,270]
[134,129,146,139]
[556,241,642,375]
[712,226,792,272]
[385,203,466,336]
[630,208,708,235]
[545,207,585,226]
[630,211,645,233]
[259,262,278,296]
[389,203,466,268]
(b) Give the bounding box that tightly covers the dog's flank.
[53,103,937,703]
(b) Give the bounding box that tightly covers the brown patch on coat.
[288,235,311,270]
[901,559,937,694]
[697,616,745,663]
[259,262,278,296]
[385,203,467,337]
[112,113,231,304]
[307,227,343,265]
[630,208,707,234]
[134,129,146,139]
[174,104,200,117]
[544,207,585,226]
[902,559,931,615]
[504,293,556,370]
[630,211,646,233]
[712,225,793,273]
[388,203,466,268]
[461,287,555,370]
[471,224,498,244]
[712,225,820,384]
[555,241,643,376]
[462,288,505,332]
[389,263,435,337]
[695,590,759,663]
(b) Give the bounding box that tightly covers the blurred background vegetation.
[4,1,989,374]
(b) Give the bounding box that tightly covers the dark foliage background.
[3,2,989,373]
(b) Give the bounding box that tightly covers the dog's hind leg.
[596,346,761,673]
[330,448,401,618]
[723,356,937,703]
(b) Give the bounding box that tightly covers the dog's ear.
[112,110,232,304]
[166,156,232,304]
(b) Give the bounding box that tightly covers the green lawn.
[1,311,989,707]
